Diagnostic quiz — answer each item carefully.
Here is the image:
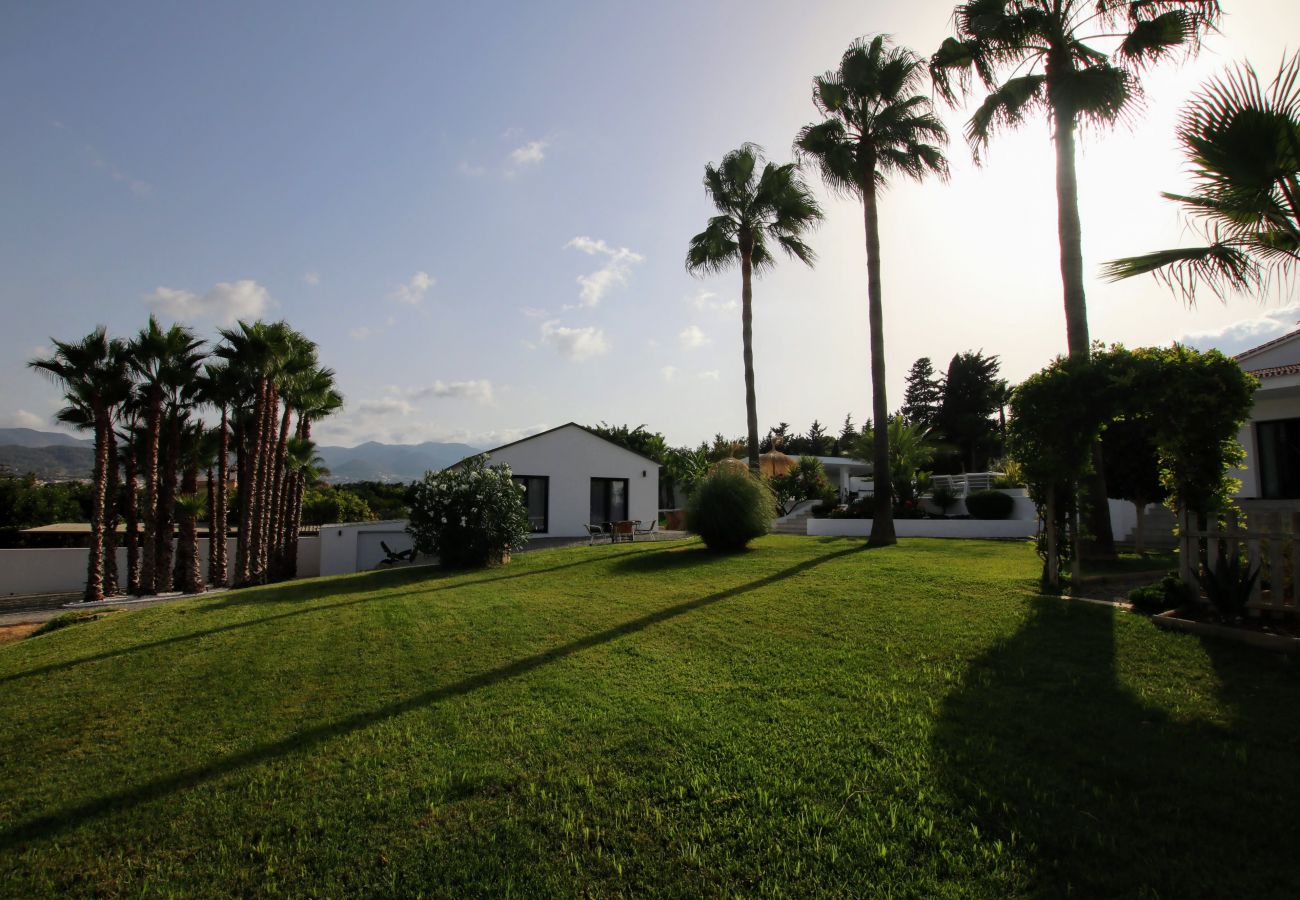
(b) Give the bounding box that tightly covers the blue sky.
[3,0,1298,449]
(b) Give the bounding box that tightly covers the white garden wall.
[0,537,319,596]
[318,521,413,577]
[807,518,1037,539]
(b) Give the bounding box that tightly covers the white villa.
[457,423,661,538]
[1232,328,1300,504]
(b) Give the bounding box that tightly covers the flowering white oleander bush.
[407,455,530,569]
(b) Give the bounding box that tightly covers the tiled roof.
[1235,326,1300,361]
[1245,363,1300,379]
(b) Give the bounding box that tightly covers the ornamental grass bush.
[407,455,530,569]
[686,468,775,552]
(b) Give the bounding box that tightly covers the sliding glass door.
[511,475,549,533]
[590,477,629,525]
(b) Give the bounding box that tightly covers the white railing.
[930,472,1005,496]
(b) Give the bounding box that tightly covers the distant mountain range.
[0,428,479,484]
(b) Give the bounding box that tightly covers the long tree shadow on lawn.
[0,546,665,687]
[0,543,863,851]
[932,598,1300,898]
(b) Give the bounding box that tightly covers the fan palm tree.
[931,0,1221,356]
[931,1,1218,555]
[29,329,132,602]
[197,362,240,587]
[128,317,204,594]
[796,35,949,547]
[1105,52,1300,299]
[686,144,823,473]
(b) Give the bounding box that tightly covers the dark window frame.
[512,474,550,533]
[1255,417,1300,500]
[590,476,630,524]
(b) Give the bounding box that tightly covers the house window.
[1256,418,1300,499]
[590,477,629,525]
[511,475,549,533]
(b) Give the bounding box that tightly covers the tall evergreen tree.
[935,351,1003,472]
[901,357,943,430]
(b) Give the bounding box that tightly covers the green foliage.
[407,455,530,568]
[301,487,375,526]
[0,474,92,543]
[685,469,775,552]
[586,423,668,464]
[935,351,1005,472]
[768,456,831,516]
[1128,574,1195,614]
[830,495,875,519]
[336,482,411,520]
[965,489,1015,520]
[901,357,943,430]
[857,417,935,505]
[663,446,709,499]
[1199,552,1261,622]
[31,608,120,636]
[930,485,960,516]
[1102,416,1167,508]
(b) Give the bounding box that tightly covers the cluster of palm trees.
[690,2,1229,548]
[29,317,342,602]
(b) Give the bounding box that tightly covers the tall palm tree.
[930,1,1219,555]
[797,35,949,547]
[686,144,823,473]
[128,317,204,594]
[1105,52,1300,299]
[29,329,131,602]
[196,362,241,587]
[931,0,1221,355]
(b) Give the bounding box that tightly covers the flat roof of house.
[456,422,662,467]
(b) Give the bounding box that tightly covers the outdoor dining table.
[609,520,636,543]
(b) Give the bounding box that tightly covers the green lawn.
[1,537,1296,897]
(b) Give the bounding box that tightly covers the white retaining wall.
[0,537,320,596]
[318,521,414,577]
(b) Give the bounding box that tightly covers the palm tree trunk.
[103,422,120,596]
[139,386,163,594]
[123,440,140,594]
[155,412,179,592]
[740,247,760,474]
[863,175,896,547]
[181,459,203,594]
[268,405,292,576]
[255,385,279,581]
[84,406,110,603]
[1054,99,1116,557]
[211,404,228,586]
[234,416,250,584]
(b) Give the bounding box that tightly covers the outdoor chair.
[633,520,657,540]
[583,523,609,545]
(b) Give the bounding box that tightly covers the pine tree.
[901,358,943,430]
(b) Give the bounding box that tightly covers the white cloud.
[356,398,416,417]
[457,160,487,177]
[144,280,272,325]
[349,326,373,341]
[509,139,549,168]
[520,306,548,318]
[691,289,739,313]
[391,271,435,305]
[661,365,678,382]
[679,325,711,350]
[1178,305,1300,357]
[698,370,720,380]
[303,271,321,286]
[564,236,644,307]
[411,379,495,404]
[540,320,610,361]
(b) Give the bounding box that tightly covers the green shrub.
[1128,573,1195,613]
[32,608,119,637]
[407,455,531,569]
[930,485,959,516]
[1199,553,1260,622]
[686,469,775,552]
[965,489,1015,520]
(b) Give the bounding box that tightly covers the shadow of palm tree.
[932,598,1300,897]
[0,547,665,687]
[0,544,863,850]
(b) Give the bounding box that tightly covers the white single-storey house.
[1231,328,1300,503]
[454,423,661,539]
[811,455,872,498]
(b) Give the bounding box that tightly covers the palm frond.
[1102,243,1258,303]
[966,74,1047,157]
[686,219,740,275]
